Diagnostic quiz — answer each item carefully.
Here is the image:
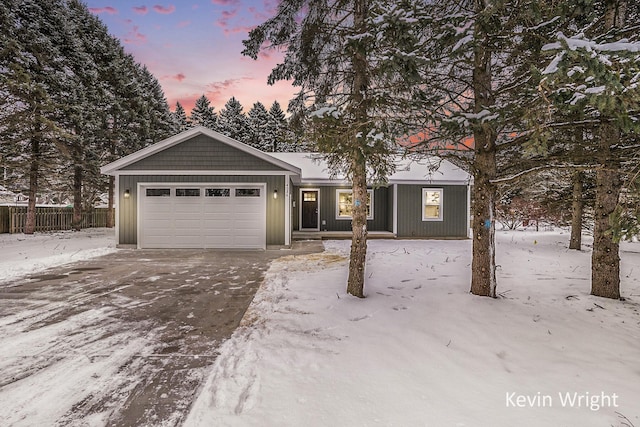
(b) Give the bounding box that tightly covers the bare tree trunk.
[106,175,115,228]
[347,155,368,298]
[591,122,622,299]
[569,171,583,250]
[591,0,626,299]
[346,0,369,298]
[72,164,82,231]
[470,1,498,298]
[25,138,40,235]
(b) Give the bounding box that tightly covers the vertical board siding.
[396,185,468,238]
[292,186,389,232]
[119,175,285,246]
[121,134,285,171]
[387,185,394,233]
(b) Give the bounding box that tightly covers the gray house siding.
[291,186,389,232]
[396,184,467,238]
[118,174,286,246]
[121,134,286,171]
[387,185,395,233]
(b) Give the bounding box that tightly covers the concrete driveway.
[0,242,322,426]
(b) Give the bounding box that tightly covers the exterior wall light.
[273,189,278,199]
[124,189,131,199]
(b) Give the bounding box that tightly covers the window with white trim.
[336,189,373,220]
[422,188,443,221]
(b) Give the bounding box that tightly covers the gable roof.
[270,153,471,185]
[100,126,301,175]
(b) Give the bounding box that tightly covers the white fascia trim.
[389,180,470,186]
[115,175,120,245]
[100,126,301,175]
[284,173,291,246]
[393,183,398,236]
[467,183,472,238]
[112,170,293,176]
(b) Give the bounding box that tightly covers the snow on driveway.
[186,231,640,427]
[0,228,116,284]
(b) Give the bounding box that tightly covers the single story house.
[100,126,472,249]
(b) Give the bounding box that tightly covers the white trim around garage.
[136,182,267,250]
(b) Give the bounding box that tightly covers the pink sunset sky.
[85,0,297,114]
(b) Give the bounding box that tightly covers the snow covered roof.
[270,153,471,185]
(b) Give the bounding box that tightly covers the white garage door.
[139,184,266,249]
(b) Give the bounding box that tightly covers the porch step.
[292,231,396,240]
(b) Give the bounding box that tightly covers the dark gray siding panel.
[291,185,300,230]
[122,134,286,171]
[292,186,388,232]
[387,185,394,232]
[118,175,285,246]
[396,185,467,238]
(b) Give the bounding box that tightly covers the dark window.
[176,188,201,197]
[146,188,170,197]
[206,188,231,197]
[235,188,261,197]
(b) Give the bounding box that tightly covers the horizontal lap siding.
[118,175,285,246]
[121,134,285,171]
[396,184,467,238]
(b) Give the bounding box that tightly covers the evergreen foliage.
[0,0,175,232]
[247,101,271,151]
[217,96,250,142]
[173,102,190,132]
[190,95,217,130]
[243,0,432,296]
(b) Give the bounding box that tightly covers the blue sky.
[85,0,297,113]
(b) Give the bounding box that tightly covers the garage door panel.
[140,184,265,249]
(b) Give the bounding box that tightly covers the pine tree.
[0,0,69,233]
[173,102,190,132]
[266,101,291,152]
[247,101,271,151]
[243,0,430,297]
[190,95,217,130]
[539,0,640,299]
[413,1,564,297]
[217,96,250,143]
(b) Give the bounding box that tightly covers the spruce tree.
[539,0,640,299]
[247,101,271,151]
[413,1,564,297]
[243,0,430,297]
[218,96,250,143]
[190,95,217,130]
[173,102,190,132]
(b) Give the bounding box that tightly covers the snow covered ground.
[0,228,117,284]
[186,230,640,427]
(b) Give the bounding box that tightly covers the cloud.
[205,77,251,104]
[211,0,239,5]
[132,6,148,15]
[88,6,118,15]
[162,73,186,82]
[153,4,176,14]
[123,25,147,45]
[176,20,191,28]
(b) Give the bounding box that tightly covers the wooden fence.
[0,206,110,234]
